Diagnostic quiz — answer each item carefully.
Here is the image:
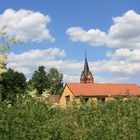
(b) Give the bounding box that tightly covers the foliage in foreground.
[0,96,140,140]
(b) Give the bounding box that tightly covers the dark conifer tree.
[30,66,50,94]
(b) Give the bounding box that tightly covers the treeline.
[0,66,63,104]
[0,28,63,103]
[0,95,140,139]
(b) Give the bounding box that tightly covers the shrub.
[0,96,140,139]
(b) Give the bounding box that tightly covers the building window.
[97,97,105,103]
[65,95,70,105]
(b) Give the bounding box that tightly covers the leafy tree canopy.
[47,67,63,95]
[0,68,27,103]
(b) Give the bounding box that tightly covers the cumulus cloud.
[92,60,140,77]
[8,48,65,74]
[7,48,84,82]
[0,9,55,42]
[107,48,140,62]
[66,10,140,49]
[66,27,106,46]
[7,47,140,84]
[7,48,85,82]
[107,10,140,48]
[7,49,86,83]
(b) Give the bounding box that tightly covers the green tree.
[0,68,27,103]
[30,66,50,94]
[0,26,21,104]
[47,68,63,95]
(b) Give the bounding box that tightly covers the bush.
[0,96,140,139]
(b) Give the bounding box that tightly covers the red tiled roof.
[66,83,140,96]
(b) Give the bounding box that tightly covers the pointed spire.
[84,49,89,76]
[80,50,94,83]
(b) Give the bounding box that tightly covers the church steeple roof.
[84,50,89,76]
[80,50,94,83]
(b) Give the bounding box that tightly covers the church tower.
[80,51,94,83]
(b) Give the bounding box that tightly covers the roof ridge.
[67,83,138,85]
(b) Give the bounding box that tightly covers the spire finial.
[85,49,87,59]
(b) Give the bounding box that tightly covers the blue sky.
[1,0,140,84]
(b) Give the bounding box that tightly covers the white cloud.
[7,48,140,84]
[7,48,84,83]
[7,48,65,75]
[107,48,140,62]
[92,60,140,77]
[66,27,106,46]
[0,9,55,42]
[107,10,140,48]
[66,10,140,49]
